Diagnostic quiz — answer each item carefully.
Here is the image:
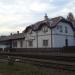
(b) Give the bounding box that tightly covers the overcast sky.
[0,0,75,35]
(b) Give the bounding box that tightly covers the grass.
[0,63,53,75]
[0,62,74,75]
[0,62,55,75]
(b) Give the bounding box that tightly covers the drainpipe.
[45,15,53,48]
[26,40,27,48]
[36,31,38,48]
[51,28,53,48]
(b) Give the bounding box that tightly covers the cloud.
[0,0,75,35]
[47,0,75,18]
[29,1,56,13]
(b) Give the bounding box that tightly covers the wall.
[17,39,25,48]
[37,27,51,48]
[21,21,75,48]
[25,30,37,48]
[24,26,52,48]
[0,45,8,48]
[52,22,75,47]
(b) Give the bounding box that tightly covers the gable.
[53,21,73,35]
[59,19,74,31]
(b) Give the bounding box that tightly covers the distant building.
[0,32,25,48]
[0,13,75,48]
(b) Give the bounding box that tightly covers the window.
[57,25,60,29]
[29,29,32,34]
[65,26,68,33]
[12,41,17,48]
[59,26,63,32]
[43,40,48,46]
[42,26,48,32]
[57,25,63,32]
[74,32,75,37]
[20,40,23,48]
[28,40,33,47]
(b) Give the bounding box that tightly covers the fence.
[0,47,75,71]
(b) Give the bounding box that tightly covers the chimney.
[17,31,19,34]
[67,12,74,21]
[10,33,12,36]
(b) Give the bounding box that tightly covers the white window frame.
[43,40,48,46]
